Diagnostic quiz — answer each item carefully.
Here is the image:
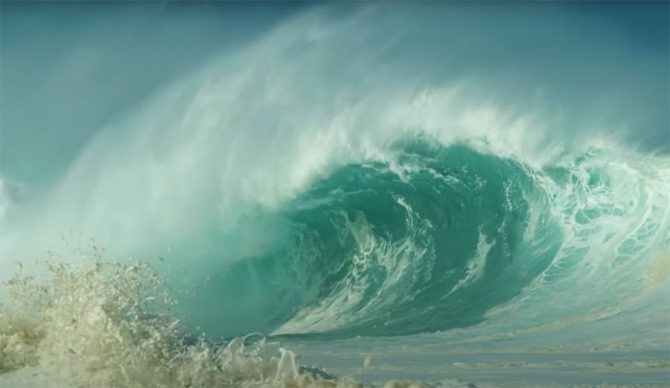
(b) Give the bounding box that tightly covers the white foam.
[0,258,365,387]
[447,230,492,296]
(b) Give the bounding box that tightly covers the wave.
[172,137,669,339]
[2,137,667,386]
[2,4,652,269]
[1,4,668,386]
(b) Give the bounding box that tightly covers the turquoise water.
[1,3,668,386]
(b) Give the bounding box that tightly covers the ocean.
[1,3,668,387]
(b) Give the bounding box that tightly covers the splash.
[0,254,361,387]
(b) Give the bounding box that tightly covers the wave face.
[203,138,558,337]
[276,139,552,337]
[176,137,669,340]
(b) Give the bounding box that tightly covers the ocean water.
[1,3,669,387]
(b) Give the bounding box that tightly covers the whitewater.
[1,3,668,387]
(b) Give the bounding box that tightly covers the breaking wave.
[2,138,668,387]
[176,137,670,339]
[1,4,668,387]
